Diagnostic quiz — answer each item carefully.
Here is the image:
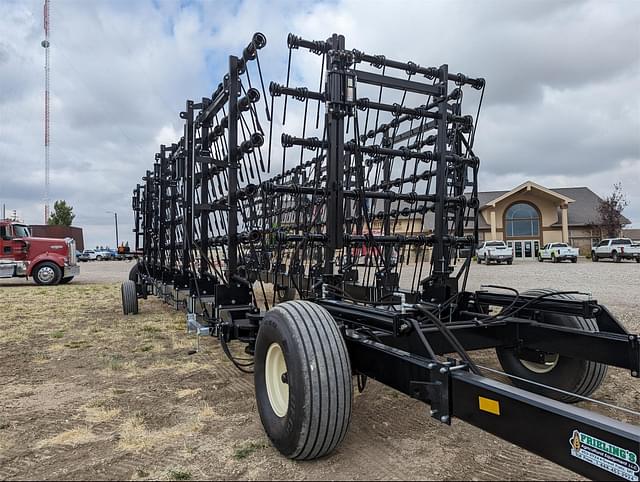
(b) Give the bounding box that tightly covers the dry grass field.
[0,261,638,480]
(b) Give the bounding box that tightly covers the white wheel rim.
[38,266,55,283]
[265,342,289,417]
[520,353,560,374]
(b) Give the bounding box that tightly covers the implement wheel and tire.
[496,289,606,403]
[591,251,598,262]
[254,300,352,460]
[128,263,141,283]
[121,280,138,315]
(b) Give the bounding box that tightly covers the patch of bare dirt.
[0,262,637,480]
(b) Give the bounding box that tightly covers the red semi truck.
[0,219,80,285]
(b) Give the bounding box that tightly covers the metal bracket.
[409,362,454,425]
[186,312,212,353]
[629,334,639,377]
[516,346,557,365]
[392,313,411,336]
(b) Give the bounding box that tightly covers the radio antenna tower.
[41,0,51,223]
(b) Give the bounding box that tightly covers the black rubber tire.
[636,257,640,263]
[613,251,620,263]
[592,251,598,262]
[506,259,513,265]
[33,262,62,286]
[571,258,577,263]
[496,289,607,403]
[128,263,140,283]
[121,280,138,315]
[484,255,489,265]
[255,300,352,460]
[538,255,543,262]
[59,276,74,284]
[476,257,481,264]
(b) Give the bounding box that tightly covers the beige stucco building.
[623,228,640,242]
[285,180,630,262]
[469,181,630,258]
[367,181,631,261]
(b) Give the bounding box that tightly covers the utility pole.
[115,212,119,248]
[106,211,119,248]
[41,0,51,223]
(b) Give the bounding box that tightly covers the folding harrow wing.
[123,33,640,480]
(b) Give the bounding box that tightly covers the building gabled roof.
[481,181,575,208]
[476,184,631,227]
[549,187,631,226]
[477,189,508,208]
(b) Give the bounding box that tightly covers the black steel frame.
[130,33,640,481]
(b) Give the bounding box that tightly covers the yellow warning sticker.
[479,396,500,415]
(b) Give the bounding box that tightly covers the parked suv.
[592,238,640,263]
[477,240,513,264]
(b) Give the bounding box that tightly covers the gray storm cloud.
[0,0,638,248]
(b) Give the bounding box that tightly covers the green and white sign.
[570,430,639,481]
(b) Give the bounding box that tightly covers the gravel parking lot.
[0,259,136,286]
[15,256,640,311]
[0,259,638,480]
[463,258,640,313]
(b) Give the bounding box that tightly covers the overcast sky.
[1,0,638,248]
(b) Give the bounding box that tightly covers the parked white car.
[538,243,578,263]
[477,240,513,264]
[592,238,640,263]
[79,249,98,261]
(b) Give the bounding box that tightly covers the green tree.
[48,200,76,226]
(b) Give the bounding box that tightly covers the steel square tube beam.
[319,300,638,372]
[354,69,441,96]
[346,335,640,481]
[451,372,640,481]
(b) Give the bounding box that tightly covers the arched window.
[505,203,539,237]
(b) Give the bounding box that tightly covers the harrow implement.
[124,32,640,480]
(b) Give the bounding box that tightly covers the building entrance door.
[507,240,540,260]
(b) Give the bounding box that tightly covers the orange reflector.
[479,396,500,415]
